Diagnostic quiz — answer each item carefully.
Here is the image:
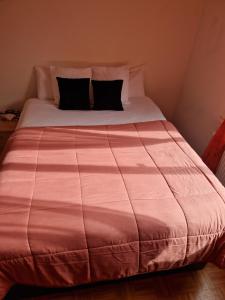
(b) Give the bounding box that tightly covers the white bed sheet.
[17,97,165,129]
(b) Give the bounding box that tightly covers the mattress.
[17,96,165,129]
[0,120,225,299]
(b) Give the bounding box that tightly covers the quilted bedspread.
[0,121,225,299]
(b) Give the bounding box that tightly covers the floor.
[5,263,225,300]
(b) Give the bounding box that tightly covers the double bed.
[0,96,225,299]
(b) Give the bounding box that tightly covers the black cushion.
[57,77,90,110]
[92,80,124,111]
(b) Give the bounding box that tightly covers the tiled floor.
[5,263,225,300]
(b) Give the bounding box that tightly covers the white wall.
[0,0,203,119]
[174,0,225,154]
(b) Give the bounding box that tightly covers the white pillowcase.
[129,65,145,98]
[50,66,92,105]
[35,64,144,103]
[35,66,53,100]
[92,66,129,104]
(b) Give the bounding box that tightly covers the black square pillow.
[92,80,124,111]
[57,77,90,110]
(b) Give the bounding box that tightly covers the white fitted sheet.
[17,97,165,129]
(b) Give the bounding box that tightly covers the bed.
[0,96,225,299]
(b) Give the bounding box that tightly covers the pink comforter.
[0,121,225,299]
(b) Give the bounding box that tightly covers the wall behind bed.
[0,0,203,119]
[174,0,225,155]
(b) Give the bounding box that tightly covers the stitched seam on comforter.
[105,125,141,273]
[0,193,220,216]
[161,121,225,206]
[0,231,223,265]
[0,191,220,217]
[75,152,91,281]
[133,123,189,265]
[26,128,44,257]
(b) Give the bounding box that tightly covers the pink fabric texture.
[0,121,225,299]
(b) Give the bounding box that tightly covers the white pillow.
[35,66,53,100]
[92,66,129,104]
[129,65,145,98]
[50,66,92,105]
